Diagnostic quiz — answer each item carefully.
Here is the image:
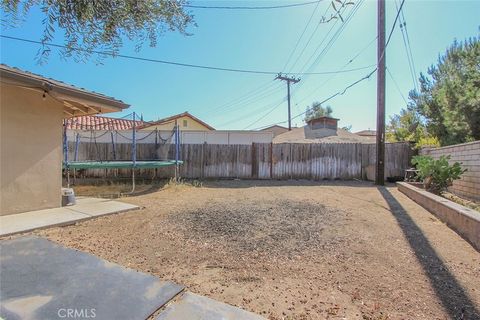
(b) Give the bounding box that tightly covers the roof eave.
[1,68,129,113]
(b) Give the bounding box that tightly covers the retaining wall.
[398,182,480,251]
[420,141,480,202]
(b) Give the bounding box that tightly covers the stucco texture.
[1,84,64,215]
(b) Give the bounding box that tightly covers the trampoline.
[63,112,183,192]
[64,160,183,170]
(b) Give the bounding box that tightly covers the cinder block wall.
[420,141,480,202]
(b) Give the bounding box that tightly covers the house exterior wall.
[182,131,273,144]
[1,84,64,215]
[141,115,212,131]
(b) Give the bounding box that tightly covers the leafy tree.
[409,35,480,145]
[386,107,439,148]
[304,102,333,122]
[1,0,194,62]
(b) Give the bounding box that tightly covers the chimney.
[307,116,339,131]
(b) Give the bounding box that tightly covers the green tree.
[386,107,439,147]
[1,0,194,62]
[304,102,333,122]
[409,35,480,145]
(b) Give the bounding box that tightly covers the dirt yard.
[30,181,480,319]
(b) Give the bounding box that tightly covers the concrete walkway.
[0,197,139,236]
[1,236,265,320]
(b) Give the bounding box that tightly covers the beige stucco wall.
[141,115,211,131]
[1,84,64,215]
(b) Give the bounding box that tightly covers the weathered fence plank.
[66,142,413,181]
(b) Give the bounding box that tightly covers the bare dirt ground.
[25,180,480,319]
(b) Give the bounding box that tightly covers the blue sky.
[1,0,479,131]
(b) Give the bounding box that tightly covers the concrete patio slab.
[0,236,184,320]
[156,292,266,320]
[0,197,139,236]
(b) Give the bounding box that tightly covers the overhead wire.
[201,81,276,117]
[298,0,364,78]
[294,35,377,107]
[204,81,281,115]
[207,84,285,121]
[244,99,286,129]
[184,0,324,10]
[251,0,406,130]
[288,0,364,103]
[386,67,408,105]
[0,35,373,76]
[217,96,287,128]
[281,0,323,72]
[286,2,335,73]
[395,0,418,91]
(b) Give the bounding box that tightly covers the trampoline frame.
[63,112,182,193]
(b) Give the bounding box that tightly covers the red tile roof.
[66,115,144,130]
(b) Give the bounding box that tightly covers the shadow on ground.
[378,187,479,319]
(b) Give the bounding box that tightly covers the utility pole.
[375,0,386,186]
[275,73,300,131]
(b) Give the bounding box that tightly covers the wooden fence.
[66,142,413,181]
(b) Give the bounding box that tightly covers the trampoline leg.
[67,168,71,188]
[130,170,136,193]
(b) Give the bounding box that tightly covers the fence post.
[201,142,206,179]
[270,143,273,179]
[251,142,256,179]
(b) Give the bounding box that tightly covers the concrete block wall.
[398,182,480,251]
[420,141,480,202]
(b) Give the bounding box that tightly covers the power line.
[295,36,377,106]
[395,0,418,91]
[289,0,364,97]
[250,0,406,130]
[217,96,286,128]
[281,0,323,72]
[204,81,278,115]
[275,74,301,130]
[298,0,363,77]
[386,67,408,105]
[244,99,286,129]
[209,83,284,116]
[0,34,374,76]
[184,1,323,10]
[252,68,376,130]
[251,0,405,130]
[286,2,336,73]
[385,0,405,52]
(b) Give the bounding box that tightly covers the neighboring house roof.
[0,64,129,116]
[138,111,215,130]
[260,125,289,137]
[260,125,288,131]
[355,130,376,137]
[273,126,374,144]
[66,115,145,130]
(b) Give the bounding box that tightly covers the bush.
[411,155,466,194]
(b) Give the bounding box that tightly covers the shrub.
[411,155,466,194]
